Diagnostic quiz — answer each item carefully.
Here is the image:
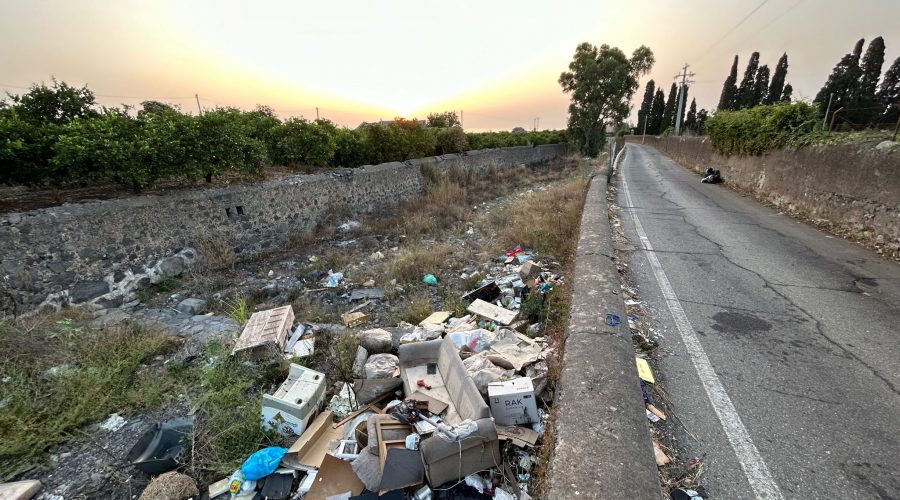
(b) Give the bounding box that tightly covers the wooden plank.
[467,298,518,325]
[419,311,451,326]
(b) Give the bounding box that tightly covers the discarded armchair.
[398,337,501,487]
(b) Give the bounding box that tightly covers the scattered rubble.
[10,164,587,499]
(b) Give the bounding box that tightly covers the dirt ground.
[7,157,592,499]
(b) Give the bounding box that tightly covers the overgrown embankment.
[630,135,900,259]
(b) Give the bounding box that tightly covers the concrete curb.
[547,148,661,499]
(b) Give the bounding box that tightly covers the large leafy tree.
[426,111,460,128]
[661,82,678,131]
[718,55,740,111]
[877,57,900,124]
[766,53,789,105]
[636,80,656,133]
[849,36,885,124]
[8,78,97,125]
[736,52,760,109]
[559,42,654,156]
[815,38,865,117]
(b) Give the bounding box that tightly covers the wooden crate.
[231,305,295,355]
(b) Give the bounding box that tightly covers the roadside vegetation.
[0,313,184,479]
[0,79,565,190]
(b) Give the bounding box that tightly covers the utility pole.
[537,117,540,130]
[674,64,695,136]
[194,94,202,116]
[460,110,464,129]
[641,116,648,144]
[822,92,834,129]
[316,107,320,120]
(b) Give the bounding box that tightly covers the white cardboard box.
[487,377,539,426]
[262,364,326,437]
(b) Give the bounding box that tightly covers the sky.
[1,0,899,131]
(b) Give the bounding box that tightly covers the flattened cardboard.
[419,311,451,326]
[467,299,518,326]
[496,425,539,448]
[284,411,344,469]
[407,390,450,415]
[304,454,365,500]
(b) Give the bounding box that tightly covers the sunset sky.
[2,0,899,131]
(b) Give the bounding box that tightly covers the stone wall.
[0,144,567,315]
[628,136,900,255]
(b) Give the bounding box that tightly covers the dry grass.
[192,233,235,273]
[0,312,183,479]
[481,175,590,264]
[291,293,340,323]
[388,244,452,284]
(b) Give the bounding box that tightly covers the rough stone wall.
[628,136,900,252]
[0,144,567,315]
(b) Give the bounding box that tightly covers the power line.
[729,0,805,52]
[693,0,770,64]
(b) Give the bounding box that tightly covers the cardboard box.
[262,364,326,437]
[283,411,344,470]
[487,377,539,426]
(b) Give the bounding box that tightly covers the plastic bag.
[422,274,438,286]
[240,446,288,481]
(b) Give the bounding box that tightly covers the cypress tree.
[685,98,698,133]
[637,80,656,133]
[766,53,789,104]
[781,83,793,102]
[736,52,760,109]
[851,36,885,124]
[662,82,678,131]
[649,89,666,134]
[752,65,770,107]
[696,109,709,135]
[718,55,739,111]
[815,38,865,116]
[876,57,900,124]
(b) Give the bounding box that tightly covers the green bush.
[0,79,568,188]
[270,118,338,167]
[706,102,821,155]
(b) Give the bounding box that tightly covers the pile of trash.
[114,247,560,499]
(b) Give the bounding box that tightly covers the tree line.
[635,81,709,136]
[813,37,899,127]
[0,81,565,189]
[716,37,898,127]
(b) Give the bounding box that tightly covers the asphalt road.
[617,144,900,499]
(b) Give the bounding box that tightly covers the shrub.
[706,102,821,155]
[270,118,338,167]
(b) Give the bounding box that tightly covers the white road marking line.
[621,149,784,500]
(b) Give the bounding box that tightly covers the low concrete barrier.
[548,154,660,498]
